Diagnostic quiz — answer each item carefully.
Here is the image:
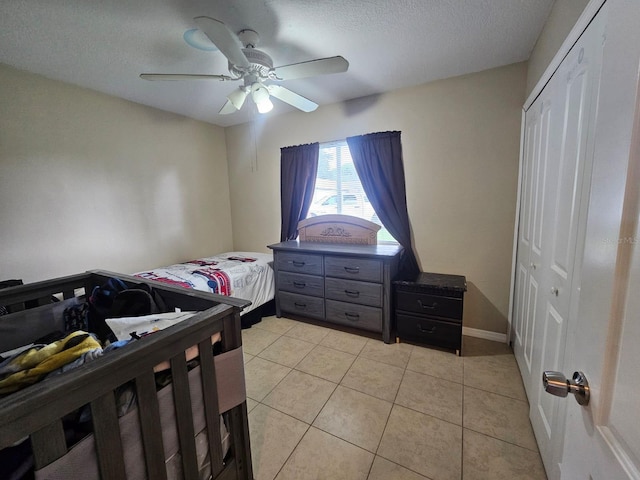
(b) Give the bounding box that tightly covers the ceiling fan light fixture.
[255,97,273,114]
[227,88,248,109]
[251,83,273,113]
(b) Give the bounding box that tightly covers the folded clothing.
[0,331,102,395]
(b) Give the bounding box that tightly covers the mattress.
[134,252,274,315]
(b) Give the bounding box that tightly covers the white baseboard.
[462,327,507,343]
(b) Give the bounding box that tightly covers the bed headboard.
[297,215,381,245]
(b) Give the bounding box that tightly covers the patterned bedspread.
[135,252,274,315]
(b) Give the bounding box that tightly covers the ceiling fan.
[140,16,349,115]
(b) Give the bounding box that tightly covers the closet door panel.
[513,264,528,347]
[523,275,539,372]
[550,66,590,280]
[513,110,539,360]
[528,10,606,476]
[514,89,554,394]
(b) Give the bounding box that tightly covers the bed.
[134,251,275,328]
[0,270,253,480]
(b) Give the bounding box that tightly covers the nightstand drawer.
[325,299,382,332]
[276,252,323,275]
[396,290,463,321]
[279,291,325,319]
[396,313,462,350]
[324,256,382,283]
[325,277,382,307]
[278,272,324,297]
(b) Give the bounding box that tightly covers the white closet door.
[559,0,640,477]
[531,9,606,476]
[513,84,553,398]
[512,5,606,477]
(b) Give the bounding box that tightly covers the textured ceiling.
[0,0,554,127]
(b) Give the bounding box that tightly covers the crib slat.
[31,419,67,469]
[170,353,199,480]
[198,339,224,476]
[222,311,253,480]
[62,289,75,300]
[227,402,253,480]
[135,370,168,480]
[221,312,242,350]
[36,296,50,306]
[91,391,127,480]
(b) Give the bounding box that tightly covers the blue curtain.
[347,131,420,279]
[280,143,320,241]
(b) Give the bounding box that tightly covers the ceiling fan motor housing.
[229,48,274,78]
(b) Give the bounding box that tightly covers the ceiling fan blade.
[218,100,238,115]
[273,56,349,81]
[140,73,233,81]
[194,16,250,68]
[267,85,318,112]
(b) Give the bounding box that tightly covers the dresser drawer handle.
[292,261,306,267]
[417,324,437,334]
[344,289,360,297]
[344,266,360,274]
[294,302,307,309]
[418,300,437,310]
[345,312,360,321]
[293,281,307,288]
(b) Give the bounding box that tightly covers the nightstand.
[394,272,467,355]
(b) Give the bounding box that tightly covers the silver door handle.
[551,287,559,296]
[542,371,590,406]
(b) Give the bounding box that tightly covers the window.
[307,141,396,243]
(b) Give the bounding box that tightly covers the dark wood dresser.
[268,240,402,343]
[394,272,467,355]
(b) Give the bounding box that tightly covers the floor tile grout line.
[462,382,529,403]
[389,401,464,430]
[309,424,382,456]
[256,383,337,428]
[461,425,542,453]
[371,362,409,458]
[373,451,434,480]
[270,422,312,480]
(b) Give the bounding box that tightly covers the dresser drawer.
[325,277,382,307]
[325,299,382,332]
[278,272,324,297]
[279,291,325,319]
[396,290,463,321]
[276,252,323,275]
[324,256,382,283]
[396,313,462,350]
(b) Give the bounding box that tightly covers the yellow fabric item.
[0,331,101,394]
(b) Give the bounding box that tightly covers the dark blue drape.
[280,143,319,241]
[347,131,420,279]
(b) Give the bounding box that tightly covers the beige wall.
[226,62,527,334]
[526,0,590,96]
[0,64,233,283]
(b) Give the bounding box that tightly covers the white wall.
[526,0,591,96]
[226,62,527,334]
[0,64,233,283]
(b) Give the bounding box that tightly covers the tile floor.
[241,316,547,480]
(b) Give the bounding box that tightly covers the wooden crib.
[0,270,253,480]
